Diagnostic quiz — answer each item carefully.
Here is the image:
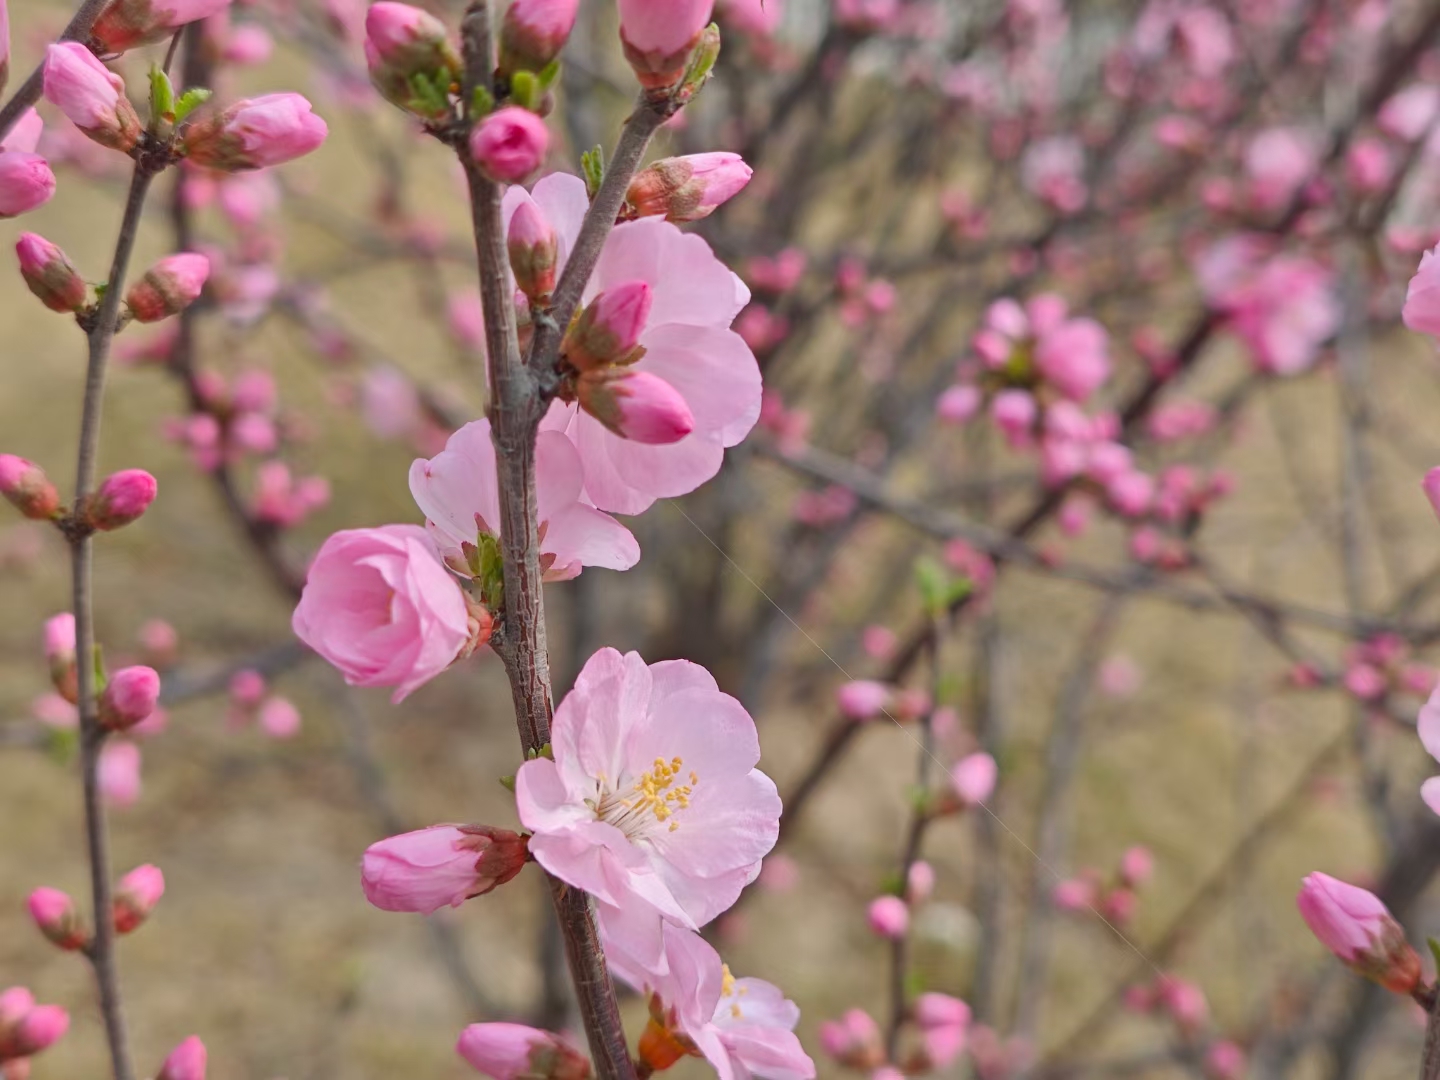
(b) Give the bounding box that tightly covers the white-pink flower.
[504,174,761,514]
[409,416,639,580]
[515,648,780,952]
[603,919,815,1080]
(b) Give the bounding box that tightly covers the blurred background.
[6,0,1440,1077]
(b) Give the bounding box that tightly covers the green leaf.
[173,87,213,124]
[470,84,495,119]
[510,70,540,111]
[914,556,972,616]
[675,23,721,104]
[498,774,517,792]
[148,65,175,123]
[878,870,904,897]
[1429,937,1440,975]
[92,644,107,691]
[46,727,78,766]
[473,532,506,611]
[536,59,561,90]
[581,146,605,200]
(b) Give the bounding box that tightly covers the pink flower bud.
[139,619,178,665]
[229,668,266,707]
[508,201,558,303]
[91,0,231,51]
[470,107,549,183]
[1204,1041,1245,1080]
[0,455,60,520]
[565,282,653,369]
[915,992,970,1068]
[0,988,35,1028]
[126,253,210,323]
[456,1023,591,1080]
[0,151,56,219]
[836,679,890,720]
[99,665,161,732]
[364,2,461,117]
[27,888,86,950]
[362,825,529,914]
[15,233,84,312]
[866,895,909,939]
[500,0,579,76]
[906,860,935,903]
[258,696,301,739]
[7,1004,68,1058]
[113,864,164,934]
[1119,846,1153,888]
[83,468,158,531]
[1296,872,1422,993]
[818,1009,883,1070]
[43,613,77,703]
[157,1036,206,1080]
[42,43,141,152]
[98,740,142,808]
[626,153,753,222]
[1423,467,1440,523]
[182,94,328,171]
[617,0,713,88]
[950,752,997,808]
[577,367,694,445]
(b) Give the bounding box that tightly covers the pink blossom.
[410,416,639,580]
[618,0,714,88]
[157,1036,207,1080]
[866,895,908,939]
[500,0,580,75]
[719,0,784,37]
[818,1009,882,1070]
[27,888,85,950]
[360,366,422,440]
[578,368,696,444]
[91,0,231,52]
[627,154,753,223]
[1346,137,1392,194]
[1021,136,1087,213]
[836,679,890,720]
[937,384,981,424]
[1417,685,1440,816]
[471,107,549,183]
[758,854,800,893]
[0,455,59,520]
[99,740,142,807]
[99,666,161,732]
[914,993,969,1068]
[1119,845,1153,887]
[456,1023,589,1079]
[2,109,43,155]
[505,174,760,514]
[1379,84,1440,142]
[1053,877,1096,911]
[1244,127,1318,211]
[258,696,301,739]
[291,525,472,702]
[183,94,328,171]
[16,233,84,312]
[516,648,779,964]
[0,1000,69,1060]
[125,253,210,323]
[1204,1041,1246,1080]
[42,43,141,152]
[906,860,935,903]
[1097,655,1142,697]
[1404,247,1440,338]
[835,0,900,34]
[113,864,165,933]
[1158,977,1208,1034]
[951,752,997,807]
[362,825,529,914]
[861,625,897,659]
[84,468,158,530]
[1343,662,1386,701]
[1297,872,1421,993]
[32,692,77,729]
[0,151,56,218]
[992,390,1037,446]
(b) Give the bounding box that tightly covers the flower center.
[595,757,698,838]
[719,964,747,1019]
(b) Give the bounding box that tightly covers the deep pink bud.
[8,1005,68,1057]
[84,468,158,531]
[156,1036,206,1080]
[91,0,231,52]
[949,752,997,808]
[508,201,558,303]
[564,281,652,369]
[577,368,694,444]
[126,253,210,323]
[16,234,86,313]
[42,43,141,152]
[182,94,328,171]
[362,825,530,914]
[1297,872,1421,993]
[867,895,909,939]
[27,888,87,951]
[469,107,549,183]
[0,455,60,520]
[113,864,165,933]
[456,1023,591,1080]
[500,0,579,75]
[626,153,753,222]
[617,0,714,89]
[99,666,161,732]
[836,679,890,720]
[0,153,56,218]
[364,2,460,117]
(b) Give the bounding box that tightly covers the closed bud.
[99,666,161,732]
[866,895,909,939]
[113,864,165,933]
[5,1005,68,1059]
[456,1023,591,1080]
[0,151,57,219]
[564,282,652,370]
[626,153,752,222]
[361,824,530,914]
[499,0,579,76]
[91,0,231,52]
[83,468,158,531]
[156,1036,206,1080]
[43,613,77,704]
[16,234,85,313]
[364,2,461,118]
[947,751,997,809]
[0,455,60,520]
[577,368,694,445]
[469,106,549,183]
[617,0,714,89]
[1297,872,1422,994]
[126,253,209,323]
[508,201,557,304]
[41,43,141,153]
[26,888,87,951]
[182,94,328,171]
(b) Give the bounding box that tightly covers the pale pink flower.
[1244,127,1318,211]
[1379,84,1440,142]
[914,993,969,1068]
[862,625,897,659]
[42,43,141,152]
[516,648,780,960]
[836,679,890,720]
[258,696,301,739]
[906,860,935,903]
[1119,846,1153,887]
[183,94,328,171]
[1021,136,1087,213]
[505,175,760,514]
[99,739,142,807]
[758,854,800,893]
[1158,977,1208,1034]
[1296,872,1421,993]
[410,416,639,580]
[456,1023,589,1080]
[362,825,529,914]
[866,896,908,939]
[951,752,997,807]
[1404,247,1440,338]
[470,107,549,183]
[604,919,814,1080]
[291,525,471,702]
[1053,877,1096,911]
[361,366,422,440]
[32,692,77,729]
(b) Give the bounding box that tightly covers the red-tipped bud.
[99,666,161,732]
[469,106,549,183]
[626,153,753,222]
[361,825,530,914]
[577,368,695,444]
[26,888,87,951]
[457,1023,591,1080]
[16,234,86,313]
[617,0,714,89]
[0,455,60,520]
[499,0,579,76]
[113,864,165,933]
[83,469,157,531]
[90,0,230,52]
[125,254,210,323]
[1297,872,1422,994]
[563,281,653,370]
[156,1036,206,1080]
[364,2,461,118]
[508,201,558,304]
[43,613,77,704]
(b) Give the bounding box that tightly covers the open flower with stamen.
[515,648,780,957]
[408,416,639,581]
